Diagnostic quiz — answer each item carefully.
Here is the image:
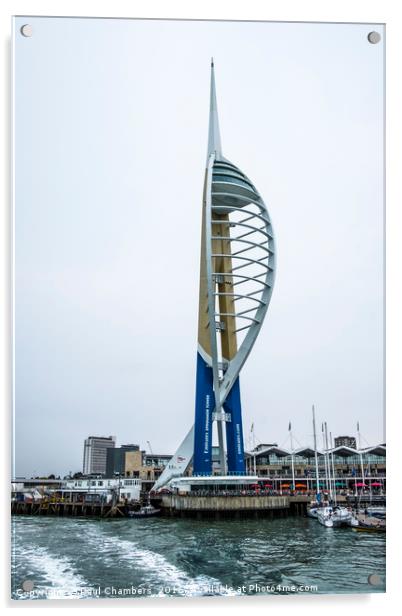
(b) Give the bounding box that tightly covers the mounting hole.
[367,31,381,44]
[22,580,35,591]
[20,24,33,37]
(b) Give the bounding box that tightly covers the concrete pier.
[156,494,310,519]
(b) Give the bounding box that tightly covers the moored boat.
[128,505,160,518]
[317,506,334,527]
[317,506,354,528]
[365,506,386,519]
[353,514,386,532]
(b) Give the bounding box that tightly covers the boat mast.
[252,422,256,475]
[357,421,365,493]
[321,423,329,495]
[330,431,337,505]
[289,421,295,492]
[312,405,320,497]
[324,422,333,502]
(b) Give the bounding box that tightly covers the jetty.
[11,500,130,518]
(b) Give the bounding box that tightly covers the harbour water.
[11,515,385,600]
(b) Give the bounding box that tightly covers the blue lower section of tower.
[193,352,246,475]
[193,352,214,474]
[224,377,246,473]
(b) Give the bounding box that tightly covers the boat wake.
[83,525,239,597]
[12,544,90,600]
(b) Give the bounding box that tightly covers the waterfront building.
[334,435,357,449]
[244,443,386,491]
[61,477,141,503]
[106,444,139,477]
[169,475,259,495]
[125,449,171,482]
[82,436,116,475]
[253,443,279,451]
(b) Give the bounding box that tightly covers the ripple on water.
[11,516,385,598]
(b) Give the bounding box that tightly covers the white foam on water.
[84,525,239,597]
[13,545,92,600]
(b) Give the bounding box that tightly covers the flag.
[288,421,291,431]
[357,421,360,432]
[250,423,254,432]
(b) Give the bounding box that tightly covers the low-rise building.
[124,450,171,483]
[61,477,141,503]
[244,444,386,491]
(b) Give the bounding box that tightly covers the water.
[11,515,385,600]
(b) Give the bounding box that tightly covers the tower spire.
[207,58,223,161]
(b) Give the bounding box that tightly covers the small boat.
[317,506,354,528]
[128,505,161,518]
[353,515,386,532]
[307,507,318,518]
[316,506,334,527]
[348,513,360,527]
[365,506,386,519]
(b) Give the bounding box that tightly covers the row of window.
[71,479,140,487]
[253,455,386,465]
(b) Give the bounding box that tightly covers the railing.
[192,471,249,477]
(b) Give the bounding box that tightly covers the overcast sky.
[14,17,384,477]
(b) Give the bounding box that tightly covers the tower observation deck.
[152,61,276,490]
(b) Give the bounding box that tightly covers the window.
[212,174,255,191]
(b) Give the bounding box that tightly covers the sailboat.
[316,505,358,528]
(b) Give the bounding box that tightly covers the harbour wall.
[157,494,312,518]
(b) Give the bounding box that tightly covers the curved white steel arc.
[206,156,276,409]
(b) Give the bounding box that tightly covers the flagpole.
[312,405,320,498]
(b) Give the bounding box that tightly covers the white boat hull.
[316,506,354,528]
[317,514,333,527]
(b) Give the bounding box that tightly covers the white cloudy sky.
[14,17,384,477]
